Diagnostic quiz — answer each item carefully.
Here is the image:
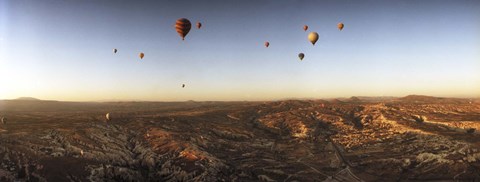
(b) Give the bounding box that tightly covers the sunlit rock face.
[1,96,480,181]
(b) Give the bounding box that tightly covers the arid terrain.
[1,95,480,181]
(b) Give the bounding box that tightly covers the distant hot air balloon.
[113,48,117,54]
[105,113,110,122]
[303,25,308,31]
[1,117,5,125]
[264,41,270,48]
[337,23,344,31]
[175,18,192,40]
[80,150,84,156]
[298,53,305,61]
[182,84,185,88]
[139,52,144,59]
[308,32,319,46]
[196,22,202,29]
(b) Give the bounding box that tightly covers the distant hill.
[398,95,469,104]
[15,97,41,101]
[331,96,398,103]
[349,96,361,102]
[355,96,398,102]
[328,99,345,104]
[401,95,438,100]
[325,95,473,104]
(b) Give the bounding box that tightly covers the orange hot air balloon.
[139,52,144,59]
[196,22,202,29]
[337,23,344,31]
[303,25,308,31]
[264,41,270,48]
[175,18,192,40]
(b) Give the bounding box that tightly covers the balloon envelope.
[303,25,308,31]
[298,53,305,61]
[264,41,270,47]
[337,23,344,30]
[196,22,202,29]
[113,49,117,53]
[308,32,319,45]
[175,18,192,40]
[139,53,144,59]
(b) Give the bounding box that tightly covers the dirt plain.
[1,95,480,181]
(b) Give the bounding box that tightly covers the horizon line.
[2,95,479,103]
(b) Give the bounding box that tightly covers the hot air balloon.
[308,32,319,46]
[105,113,110,122]
[175,18,192,40]
[264,41,270,48]
[182,84,185,88]
[196,22,202,29]
[80,150,84,156]
[303,25,308,31]
[298,53,305,61]
[113,48,117,54]
[139,52,144,59]
[1,117,5,125]
[337,23,344,31]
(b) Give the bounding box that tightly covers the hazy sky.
[0,0,479,101]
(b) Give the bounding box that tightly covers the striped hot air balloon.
[175,18,192,40]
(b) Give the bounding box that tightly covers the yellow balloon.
[308,32,319,45]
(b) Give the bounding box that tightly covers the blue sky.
[0,0,479,101]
